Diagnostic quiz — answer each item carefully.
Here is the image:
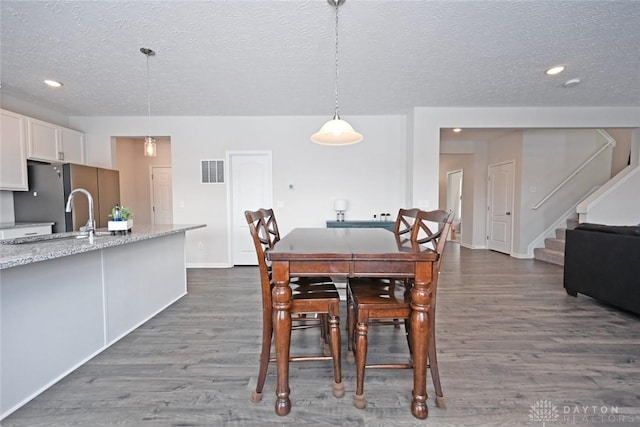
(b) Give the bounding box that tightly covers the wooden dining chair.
[347,209,454,410]
[346,208,421,356]
[245,209,344,404]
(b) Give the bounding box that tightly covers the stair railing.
[531,129,616,210]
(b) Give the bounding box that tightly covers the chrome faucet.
[65,188,95,243]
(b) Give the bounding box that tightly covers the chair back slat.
[245,209,278,309]
[394,208,421,236]
[411,209,455,264]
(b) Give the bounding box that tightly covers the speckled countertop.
[0,222,55,230]
[0,224,206,270]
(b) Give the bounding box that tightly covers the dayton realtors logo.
[529,400,559,426]
[529,400,638,425]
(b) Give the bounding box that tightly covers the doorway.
[446,169,463,241]
[228,151,273,265]
[115,136,172,225]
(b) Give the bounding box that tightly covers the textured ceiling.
[1,0,639,117]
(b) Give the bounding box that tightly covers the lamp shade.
[311,118,363,146]
[144,136,157,157]
[334,199,348,211]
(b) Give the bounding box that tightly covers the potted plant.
[108,205,133,233]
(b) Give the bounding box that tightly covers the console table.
[326,220,395,231]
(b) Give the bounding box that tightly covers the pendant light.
[311,0,362,146]
[141,47,157,157]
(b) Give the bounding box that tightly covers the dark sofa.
[564,223,640,316]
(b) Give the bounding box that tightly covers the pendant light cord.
[334,1,340,119]
[146,52,151,137]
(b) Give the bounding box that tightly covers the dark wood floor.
[4,245,640,426]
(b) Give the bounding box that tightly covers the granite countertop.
[0,224,206,270]
[0,222,55,230]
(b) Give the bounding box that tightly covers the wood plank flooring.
[3,245,640,426]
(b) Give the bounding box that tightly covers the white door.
[151,167,173,225]
[228,152,272,265]
[487,161,514,254]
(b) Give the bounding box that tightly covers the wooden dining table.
[267,227,439,419]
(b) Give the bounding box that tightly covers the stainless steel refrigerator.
[13,162,120,233]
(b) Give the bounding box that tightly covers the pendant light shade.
[311,0,362,146]
[311,115,363,146]
[144,136,157,157]
[141,47,157,157]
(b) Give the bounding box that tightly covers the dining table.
[267,227,439,419]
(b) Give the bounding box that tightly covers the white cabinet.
[0,109,29,191]
[0,224,52,240]
[27,117,85,164]
[59,127,86,164]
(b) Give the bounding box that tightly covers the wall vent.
[201,160,225,184]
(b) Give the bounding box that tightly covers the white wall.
[579,166,640,226]
[69,115,406,267]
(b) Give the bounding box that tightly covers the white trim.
[187,262,233,269]
[526,186,599,258]
[577,165,639,216]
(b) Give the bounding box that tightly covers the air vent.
[201,160,225,184]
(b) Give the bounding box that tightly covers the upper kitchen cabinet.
[0,109,29,191]
[59,127,86,164]
[27,117,86,164]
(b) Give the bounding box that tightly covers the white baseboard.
[187,262,233,268]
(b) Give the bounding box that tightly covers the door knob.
[506,212,511,216]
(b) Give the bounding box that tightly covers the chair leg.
[346,294,356,364]
[354,321,368,409]
[404,318,413,358]
[320,313,332,356]
[251,313,272,403]
[428,316,446,409]
[329,315,344,398]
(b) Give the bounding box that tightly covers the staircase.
[533,218,579,266]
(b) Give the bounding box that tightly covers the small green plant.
[110,206,132,221]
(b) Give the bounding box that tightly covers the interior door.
[229,152,272,265]
[487,161,514,254]
[151,166,173,225]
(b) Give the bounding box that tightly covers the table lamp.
[334,199,348,222]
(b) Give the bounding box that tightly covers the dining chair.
[346,208,421,357]
[245,209,344,404]
[347,209,454,410]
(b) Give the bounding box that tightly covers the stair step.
[555,228,567,239]
[566,217,579,230]
[534,247,564,266]
[544,237,565,252]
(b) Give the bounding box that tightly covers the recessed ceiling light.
[563,78,581,88]
[453,128,462,133]
[545,66,565,76]
[44,79,63,88]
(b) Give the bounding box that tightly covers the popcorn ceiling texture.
[1,1,639,117]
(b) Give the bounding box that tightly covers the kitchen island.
[0,224,205,419]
